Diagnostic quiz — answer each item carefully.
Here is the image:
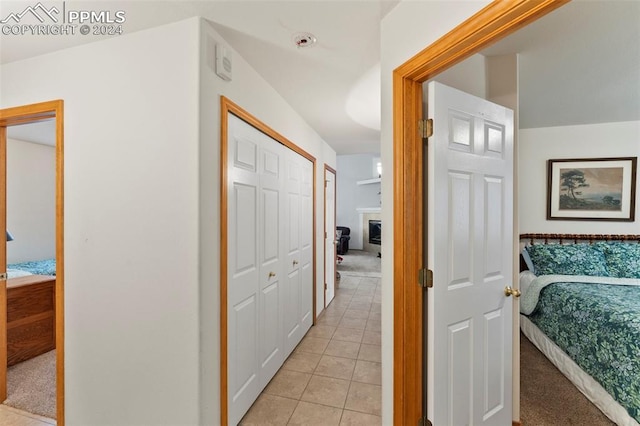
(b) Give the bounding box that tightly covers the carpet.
[520,333,614,425]
[337,249,381,277]
[4,350,56,420]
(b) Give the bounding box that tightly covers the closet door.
[257,140,285,389]
[227,114,285,423]
[226,110,314,423]
[299,157,313,331]
[283,154,302,356]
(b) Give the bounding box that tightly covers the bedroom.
[495,4,639,424]
[413,1,639,424]
[4,118,57,419]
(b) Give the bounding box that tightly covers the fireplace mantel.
[356,207,381,213]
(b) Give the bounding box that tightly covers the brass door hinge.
[324,283,328,290]
[0,272,7,281]
[419,268,433,288]
[418,119,433,139]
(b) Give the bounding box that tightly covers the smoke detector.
[293,32,317,48]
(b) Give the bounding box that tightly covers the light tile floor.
[0,405,55,426]
[240,273,382,425]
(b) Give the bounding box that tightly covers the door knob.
[293,260,299,266]
[268,271,276,279]
[504,286,521,298]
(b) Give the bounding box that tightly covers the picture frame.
[547,157,637,221]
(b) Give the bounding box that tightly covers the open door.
[324,165,336,307]
[426,82,514,425]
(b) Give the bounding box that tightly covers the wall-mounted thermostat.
[216,44,232,81]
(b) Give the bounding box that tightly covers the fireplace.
[368,220,381,245]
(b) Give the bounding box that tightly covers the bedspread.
[8,259,56,276]
[523,276,640,422]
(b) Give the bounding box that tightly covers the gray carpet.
[4,350,56,419]
[337,249,381,277]
[520,334,614,425]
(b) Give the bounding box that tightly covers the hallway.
[240,251,382,425]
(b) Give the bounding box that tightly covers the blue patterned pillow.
[596,242,640,279]
[525,244,609,277]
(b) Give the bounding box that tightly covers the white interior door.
[298,157,314,332]
[427,81,514,425]
[324,167,336,307]
[227,114,285,424]
[284,155,302,356]
[283,151,314,356]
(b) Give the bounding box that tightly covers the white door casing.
[227,113,313,424]
[427,82,514,425]
[324,167,336,307]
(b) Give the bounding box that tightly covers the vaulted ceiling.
[2,1,639,151]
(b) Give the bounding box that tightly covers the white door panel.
[284,269,301,355]
[299,158,314,331]
[427,82,513,426]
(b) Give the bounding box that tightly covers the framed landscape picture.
[547,157,637,221]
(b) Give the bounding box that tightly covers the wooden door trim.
[219,96,317,426]
[323,164,337,308]
[0,100,64,424]
[0,126,6,402]
[392,1,569,424]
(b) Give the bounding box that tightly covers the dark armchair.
[336,226,351,255]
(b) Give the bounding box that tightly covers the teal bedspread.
[8,259,56,276]
[524,277,640,422]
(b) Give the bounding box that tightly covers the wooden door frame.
[219,96,317,426]
[392,1,570,424]
[0,100,64,424]
[323,164,337,308]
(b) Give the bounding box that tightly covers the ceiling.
[2,1,639,151]
[482,0,640,129]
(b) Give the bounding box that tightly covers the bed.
[6,259,56,366]
[519,234,640,426]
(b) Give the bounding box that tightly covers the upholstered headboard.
[520,233,640,244]
[519,233,640,272]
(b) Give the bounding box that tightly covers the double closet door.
[227,113,313,425]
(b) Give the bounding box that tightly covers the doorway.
[324,165,337,307]
[0,101,64,424]
[391,1,568,424]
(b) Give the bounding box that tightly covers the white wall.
[2,19,201,425]
[427,53,487,100]
[6,138,55,264]
[1,16,337,425]
[336,154,381,250]
[519,121,640,234]
[198,19,336,424]
[380,1,490,423]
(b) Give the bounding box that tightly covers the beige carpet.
[337,249,381,276]
[4,350,56,420]
[520,334,614,425]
